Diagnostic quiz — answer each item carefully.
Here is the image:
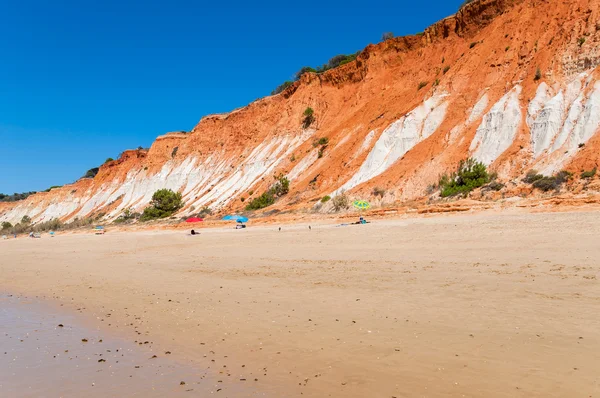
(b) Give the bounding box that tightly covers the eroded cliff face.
[4,0,600,224]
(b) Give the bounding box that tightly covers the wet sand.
[1,210,600,397]
[0,295,258,397]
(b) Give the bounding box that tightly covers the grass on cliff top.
[272,52,360,95]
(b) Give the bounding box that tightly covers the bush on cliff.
[271,52,360,95]
[523,170,543,183]
[439,158,490,197]
[332,192,350,212]
[581,167,596,179]
[141,189,184,221]
[0,191,37,202]
[303,107,315,129]
[271,81,294,95]
[245,174,290,211]
[531,170,572,192]
[82,167,99,179]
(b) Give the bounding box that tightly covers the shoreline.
[2,210,599,397]
[0,293,262,397]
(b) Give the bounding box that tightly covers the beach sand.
[0,295,255,397]
[1,210,599,397]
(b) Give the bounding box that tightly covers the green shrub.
[320,53,359,71]
[9,222,30,235]
[532,176,557,191]
[171,146,179,158]
[439,158,490,197]
[443,66,450,74]
[1,221,12,231]
[534,67,542,81]
[82,167,99,179]
[43,186,62,192]
[270,174,290,197]
[433,78,440,87]
[332,192,350,212]
[33,218,64,232]
[295,66,317,80]
[140,206,169,221]
[240,197,245,202]
[0,191,37,202]
[271,81,294,95]
[303,107,315,128]
[581,167,597,179]
[321,195,331,203]
[113,208,140,224]
[578,37,586,46]
[505,46,510,51]
[63,217,94,229]
[531,170,572,192]
[272,51,360,95]
[248,190,254,196]
[141,189,184,221]
[318,147,325,158]
[245,191,275,210]
[245,174,290,211]
[487,181,504,191]
[555,170,572,183]
[21,215,31,225]
[469,42,477,49]
[381,32,394,41]
[104,158,114,164]
[523,170,543,183]
[317,137,329,146]
[418,81,428,90]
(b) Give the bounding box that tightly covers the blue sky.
[0,0,461,193]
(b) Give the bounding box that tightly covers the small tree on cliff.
[381,32,394,41]
[303,107,315,129]
[141,189,184,221]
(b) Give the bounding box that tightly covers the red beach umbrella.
[185,217,203,223]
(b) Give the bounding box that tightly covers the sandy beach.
[1,210,599,397]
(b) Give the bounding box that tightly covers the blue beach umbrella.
[222,215,249,223]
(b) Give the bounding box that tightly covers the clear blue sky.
[0,0,461,194]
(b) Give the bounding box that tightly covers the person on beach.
[190,229,197,235]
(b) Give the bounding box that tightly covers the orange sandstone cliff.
[4,0,600,223]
